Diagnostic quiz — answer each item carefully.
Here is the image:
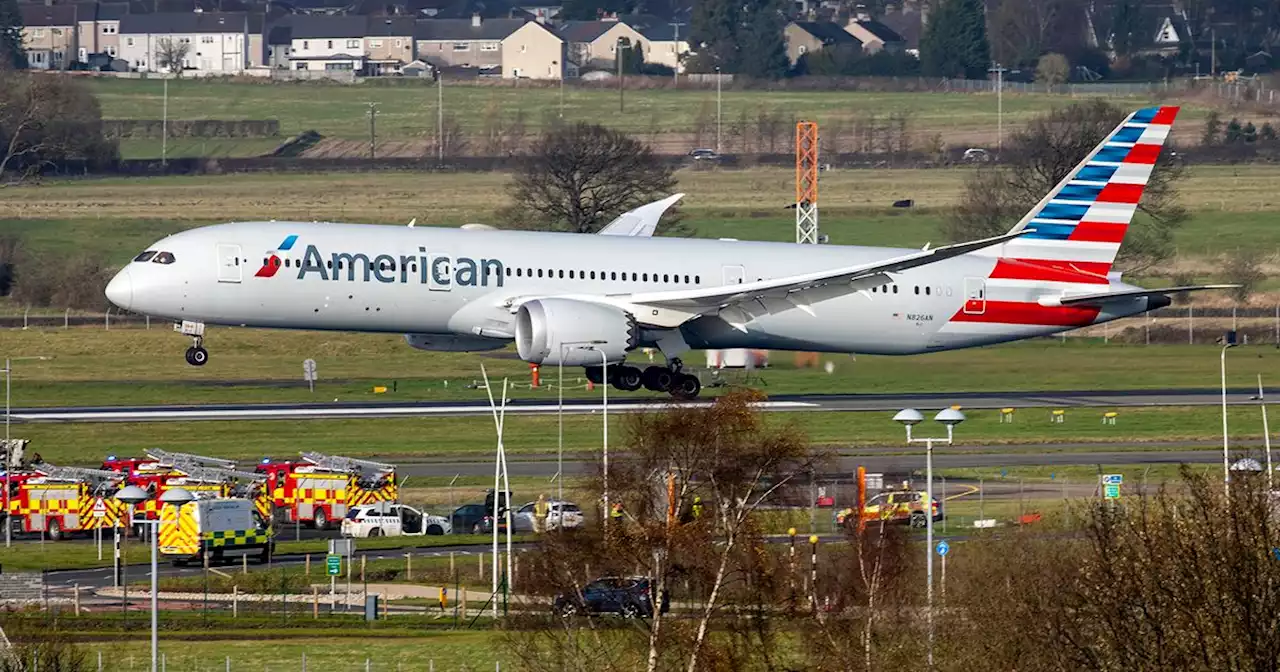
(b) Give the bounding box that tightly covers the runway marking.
[944,485,980,502]
[11,401,819,423]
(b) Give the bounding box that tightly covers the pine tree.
[736,0,789,79]
[920,0,990,79]
[0,0,27,70]
[688,0,788,78]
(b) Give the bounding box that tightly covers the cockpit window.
[152,252,176,265]
[133,251,157,263]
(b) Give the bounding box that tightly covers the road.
[9,387,1274,423]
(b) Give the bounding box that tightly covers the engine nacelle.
[404,333,507,352]
[515,299,638,365]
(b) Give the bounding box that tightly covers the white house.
[118,11,265,74]
[281,15,368,72]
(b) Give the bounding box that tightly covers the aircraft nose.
[105,268,132,310]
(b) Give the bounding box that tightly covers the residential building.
[74,2,129,61]
[21,5,79,70]
[880,3,924,57]
[784,21,858,65]
[414,16,563,79]
[365,16,415,74]
[559,18,646,71]
[282,14,368,72]
[118,12,266,74]
[635,21,688,73]
[844,17,905,54]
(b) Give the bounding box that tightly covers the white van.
[341,502,451,538]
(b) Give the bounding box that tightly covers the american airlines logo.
[271,238,505,288]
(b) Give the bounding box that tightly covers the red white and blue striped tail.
[999,106,1179,275]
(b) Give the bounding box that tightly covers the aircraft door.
[722,265,745,286]
[963,277,986,315]
[217,244,243,283]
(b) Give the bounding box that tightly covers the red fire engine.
[258,452,397,529]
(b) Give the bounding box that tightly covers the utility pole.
[670,23,680,85]
[715,65,722,153]
[162,77,168,165]
[988,63,1006,153]
[437,73,444,161]
[366,102,377,159]
[617,38,628,113]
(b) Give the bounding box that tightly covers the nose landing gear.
[177,320,209,367]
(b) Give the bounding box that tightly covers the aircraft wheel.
[669,374,701,400]
[186,347,209,366]
[613,366,642,391]
[641,366,674,392]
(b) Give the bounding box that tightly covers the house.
[118,12,266,74]
[635,21,688,73]
[74,1,129,61]
[880,3,924,57]
[414,16,564,79]
[282,14,368,72]
[784,21,858,65]
[365,17,416,75]
[558,18,646,71]
[21,5,79,70]
[844,17,905,54]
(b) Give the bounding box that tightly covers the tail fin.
[1001,106,1179,273]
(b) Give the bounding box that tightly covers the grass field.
[84,79,1213,145]
[3,166,1278,270]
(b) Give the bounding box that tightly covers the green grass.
[116,138,285,160]
[84,79,1209,143]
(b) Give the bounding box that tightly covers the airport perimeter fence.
[6,306,1280,347]
[943,77,1280,106]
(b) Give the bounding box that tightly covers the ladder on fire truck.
[37,465,125,495]
[300,452,395,480]
[144,449,238,470]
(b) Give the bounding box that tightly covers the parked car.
[688,148,721,162]
[554,576,668,618]
[452,503,489,534]
[514,500,584,530]
[474,511,535,535]
[341,502,450,538]
[962,148,992,163]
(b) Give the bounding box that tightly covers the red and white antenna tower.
[795,121,820,244]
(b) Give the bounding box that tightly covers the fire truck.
[105,449,271,523]
[258,452,397,530]
[5,464,128,541]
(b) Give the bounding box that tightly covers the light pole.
[669,23,681,86]
[556,59,564,118]
[616,38,631,114]
[1260,375,1273,492]
[1222,336,1237,498]
[116,485,195,672]
[894,407,965,671]
[4,355,51,548]
[715,65,722,153]
[988,63,1006,154]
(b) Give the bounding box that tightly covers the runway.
[9,387,1273,423]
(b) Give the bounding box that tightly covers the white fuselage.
[107,221,1157,357]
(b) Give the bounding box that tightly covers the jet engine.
[404,333,507,352]
[515,299,638,365]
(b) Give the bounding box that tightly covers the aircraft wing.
[615,230,1028,329]
[597,194,684,237]
[1044,284,1240,307]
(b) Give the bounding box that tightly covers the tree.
[0,70,120,182]
[1035,52,1070,86]
[504,123,679,234]
[155,37,191,76]
[1222,248,1265,302]
[505,390,827,672]
[618,37,644,75]
[920,0,990,79]
[687,0,789,78]
[943,100,1187,273]
[0,0,26,70]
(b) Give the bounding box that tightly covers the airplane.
[106,106,1234,399]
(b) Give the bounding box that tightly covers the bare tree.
[0,70,118,182]
[943,100,1187,273]
[155,37,191,76]
[1222,248,1267,302]
[1036,52,1070,86]
[506,390,826,672]
[504,122,678,234]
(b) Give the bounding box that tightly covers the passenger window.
[133,251,157,263]
[642,273,648,282]
[516,268,523,277]
[611,272,617,280]
[925,286,931,296]
[893,285,899,294]
[537,269,543,278]
[684,275,690,284]
[153,252,176,264]
[590,271,596,279]
[663,274,670,283]
[569,270,575,279]
[505,267,512,276]
[914,286,920,295]
[695,275,700,284]
[558,270,564,279]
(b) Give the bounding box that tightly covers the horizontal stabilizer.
[1042,284,1239,307]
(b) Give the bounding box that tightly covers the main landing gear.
[587,358,701,400]
[178,320,209,367]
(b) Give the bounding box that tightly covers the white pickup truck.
[340,502,451,538]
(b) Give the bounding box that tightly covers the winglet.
[598,193,684,237]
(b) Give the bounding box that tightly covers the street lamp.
[4,355,52,548]
[714,65,722,153]
[1222,334,1237,498]
[894,407,965,671]
[117,485,195,672]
